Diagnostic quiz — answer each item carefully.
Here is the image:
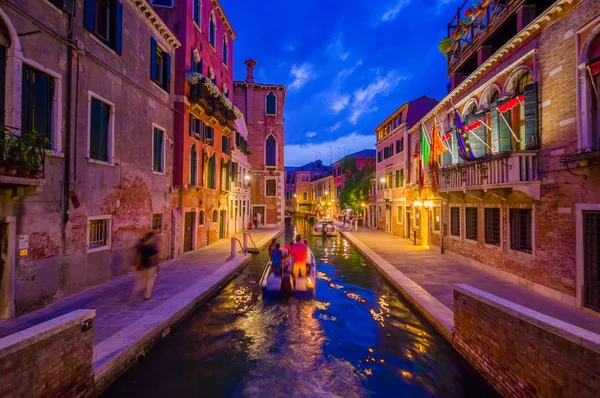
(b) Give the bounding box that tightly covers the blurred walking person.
[132,231,160,300]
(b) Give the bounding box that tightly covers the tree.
[338,157,375,215]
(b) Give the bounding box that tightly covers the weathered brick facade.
[234,61,286,227]
[0,0,179,316]
[453,287,600,398]
[402,0,600,308]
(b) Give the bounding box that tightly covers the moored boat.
[260,248,317,299]
[312,218,337,237]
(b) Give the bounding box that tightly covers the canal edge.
[92,228,283,396]
[339,231,455,342]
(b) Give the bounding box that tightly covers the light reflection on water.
[103,218,498,398]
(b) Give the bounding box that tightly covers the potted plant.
[438,37,455,54]
[451,27,463,39]
[4,137,19,176]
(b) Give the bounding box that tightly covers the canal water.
[104,219,497,398]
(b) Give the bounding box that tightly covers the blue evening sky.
[220,0,462,167]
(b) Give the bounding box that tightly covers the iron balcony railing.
[0,125,46,180]
[440,150,538,190]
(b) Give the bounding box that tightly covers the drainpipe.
[62,7,76,252]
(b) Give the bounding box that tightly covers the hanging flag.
[454,110,480,161]
[420,124,431,165]
[431,122,447,164]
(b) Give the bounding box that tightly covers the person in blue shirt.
[271,243,283,276]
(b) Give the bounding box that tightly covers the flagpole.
[499,112,521,142]
[435,117,455,162]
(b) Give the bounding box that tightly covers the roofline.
[234,81,287,91]
[375,103,410,131]
[212,0,236,39]
[132,0,182,49]
[407,0,576,135]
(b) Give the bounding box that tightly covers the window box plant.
[438,37,455,54]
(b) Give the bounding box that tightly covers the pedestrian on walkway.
[253,213,258,229]
[257,212,263,228]
[132,232,160,300]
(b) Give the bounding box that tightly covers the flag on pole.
[431,122,447,164]
[454,110,480,161]
[420,124,430,165]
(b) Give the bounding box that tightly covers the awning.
[590,59,600,76]
[441,132,452,142]
[464,119,484,132]
[497,95,524,113]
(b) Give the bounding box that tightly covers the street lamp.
[244,175,250,181]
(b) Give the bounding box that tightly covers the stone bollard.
[243,233,248,251]
[231,237,236,256]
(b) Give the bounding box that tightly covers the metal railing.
[0,125,46,180]
[440,151,538,190]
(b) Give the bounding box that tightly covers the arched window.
[222,35,228,65]
[212,209,218,223]
[209,12,216,47]
[482,86,501,109]
[199,210,205,225]
[266,92,277,115]
[265,135,276,166]
[208,67,216,86]
[463,100,478,117]
[507,69,533,96]
[190,145,198,186]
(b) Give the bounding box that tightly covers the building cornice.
[132,0,181,49]
[211,0,236,39]
[233,81,287,91]
[407,0,579,135]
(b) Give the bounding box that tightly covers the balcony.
[186,73,240,132]
[0,126,46,190]
[439,151,540,200]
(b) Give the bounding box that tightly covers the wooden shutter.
[469,112,487,158]
[524,82,539,150]
[110,0,123,54]
[63,0,76,15]
[491,100,512,152]
[150,37,158,81]
[190,146,197,185]
[164,52,171,93]
[193,0,199,24]
[84,0,95,32]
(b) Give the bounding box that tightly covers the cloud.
[327,122,342,132]
[434,0,460,14]
[329,34,351,61]
[349,71,405,124]
[305,131,317,138]
[338,60,363,79]
[289,63,315,90]
[331,94,350,113]
[285,133,375,167]
[377,0,410,24]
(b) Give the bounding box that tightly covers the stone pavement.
[0,227,281,348]
[340,226,600,336]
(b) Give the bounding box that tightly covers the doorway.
[405,206,411,239]
[252,205,266,227]
[183,212,195,253]
[219,210,226,239]
[385,206,392,233]
[583,211,600,312]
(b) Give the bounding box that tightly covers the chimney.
[245,59,257,83]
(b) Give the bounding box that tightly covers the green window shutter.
[90,99,109,162]
[83,0,95,32]
[491,100,513,152]
[395,170,400,187]
[469,112,487,158]
[153,128,163,172]
[226,160,231,191]
[150,37,158,81]
[110,0,123,55]
[164,53,171,92]
[524,82,539,150]
[200,148,204,186]
[190,146,197,185]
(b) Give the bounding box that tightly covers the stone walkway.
[0,227,280,345]
[341,227,600,335]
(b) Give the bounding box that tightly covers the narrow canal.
[104,219,497,398]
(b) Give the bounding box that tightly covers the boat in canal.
[260,247,317,299]
[313,218,337,236]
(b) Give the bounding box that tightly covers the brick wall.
[0,310,95,397]
[453,285,600,398]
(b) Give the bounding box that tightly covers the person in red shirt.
[288,234,308,277]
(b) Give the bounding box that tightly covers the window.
[209,12,216,47]
[265,135,276,166]
[230,200,234,219]
[582,31,600,150]
[433,207,441,232]
[199,210,204,225]
[190,145,198,186]
[450,207,460,237]
[465,207,478,241]
[150,0,173,6]
[266,179,277,197]
[378,206,382,220]
[150,38,171,92]
[88,217,110,251]
[21,65,54,149]
[152,127,164,173]
[207,154,216,189]
[192,0,201,25]
[189,114,204,139]
[397,205,403,223]
[89,96,112,162]
[485,208,501,246]
[222,35,228,65]
[302,192,308,201]
[84,0,122,54]
[152,213,163,231]
[205,124,214,145]
[510,209,532,253]
[212,209,218,223]
[395,170,400,188]
[266,92,277,115]
[395,138,404,154]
